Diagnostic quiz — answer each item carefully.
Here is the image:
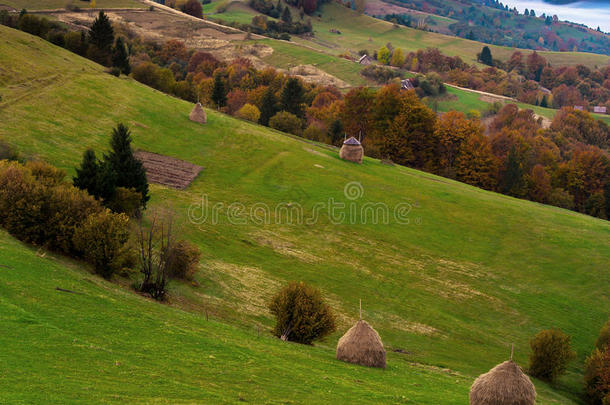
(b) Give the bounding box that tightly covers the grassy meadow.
[1,25,610,404]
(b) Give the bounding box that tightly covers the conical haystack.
[470,360,536,405]
[189,102,207,124]
[336,320,386,368]
[339,136,363,164]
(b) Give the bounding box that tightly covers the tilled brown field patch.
[135,150,203,189]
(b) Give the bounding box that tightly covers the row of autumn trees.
[369,45,610,110]
[6,12,607,219]
[337,85,610,219]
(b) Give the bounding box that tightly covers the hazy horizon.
[503,0,610,32]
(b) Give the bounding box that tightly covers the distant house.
[574,105,584,111]
[593,106,607,114]
[401,79,414,90]
[358,54,373,65]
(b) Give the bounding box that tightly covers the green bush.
[269,111,302,135]
[303,124,328,143]
[236,103,261,122]
[73,209,131,279]
[44,184,103,253]
[26,160,65,186]
[0,161,103,253]
[269,281,336,345]
[584,348,610,405]
[106,187,142,217]
[167,239,201,280]
[528,328,575,382]
[17,14,50,38]
[0,161,47,244]
[597,320,610,350]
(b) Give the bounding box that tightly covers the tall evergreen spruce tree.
[89,11,114,51]
[73,149,100,197]
[211,74,227,108]
[74,149,117,202]
[259,87,278,126]
[280,77,304,118]
[604,181,610,220]
[111,37,130,75]
[281,6,292,23]
[502,146,524,196]
[104,123,149,206]
[96,160,118,202]
[328,119,344,145]
[480,46,493,66]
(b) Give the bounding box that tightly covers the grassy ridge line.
[1,25,609,403]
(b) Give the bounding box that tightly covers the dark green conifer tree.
[280,77,304,117]
[502,146,524,196]
[211,74,227,108]
[328,119,344,145]
[480,46,493,66]
[73,149,100,197]
[103,123,149,206]
[96,160,118,202]
[281,6,292,23]
[258,87,278,126]
[111,37,130,75]
[89,11,114,51]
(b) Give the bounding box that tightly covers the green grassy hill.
[1,25,609,404]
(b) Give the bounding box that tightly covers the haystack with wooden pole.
[470,353,536,405]
[336,300,386,368]
[189,102,207,124]
[339,136,363,164]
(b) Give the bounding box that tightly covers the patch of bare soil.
[534,114,552,129]
[479,94,508,104]
[47,7,350,87]
[134,150,202,190]
[288,64,350,89]
[50,9,246,58]
[365,0,422,16]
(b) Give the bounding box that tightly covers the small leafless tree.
[136,210,175,300]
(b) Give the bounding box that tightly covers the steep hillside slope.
[1,26,609,403]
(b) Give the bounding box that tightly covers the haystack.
[336,320,386,368]
[470,360,536,405]
[189,102,207,124]
[339,136,363,164]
